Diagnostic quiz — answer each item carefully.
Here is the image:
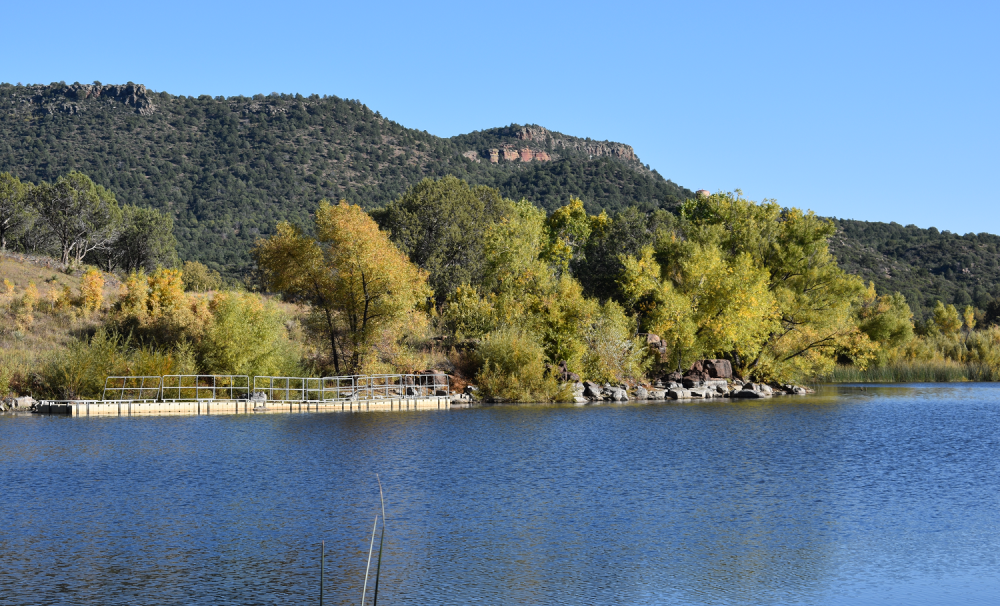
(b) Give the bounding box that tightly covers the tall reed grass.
[826,360,1000,383]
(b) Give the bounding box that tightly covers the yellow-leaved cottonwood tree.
[254,200,430,374]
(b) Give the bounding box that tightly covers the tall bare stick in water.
[373,475,386,606]
[361,515,379,606]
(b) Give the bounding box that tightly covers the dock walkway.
[37,373,453,416]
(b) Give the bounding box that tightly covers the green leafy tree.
[852,283,914,365]
[542,198,592,274]
[0,172,32,252]
[374,176,507,298]
[183,261,223,292]
[107,205,179,272]
[676,191,866,379]
[619,243,779,372]
[931,301,963,336]
[31,171,122,267]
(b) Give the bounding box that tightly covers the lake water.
[2,384,999,605]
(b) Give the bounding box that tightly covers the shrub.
[80,268,104,312]
[198,292,301,377]
[474,328,567,402]
[183,260,222,292]
[41,328,198,399]
[582,301,649,383]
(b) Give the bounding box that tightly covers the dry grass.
[1,254,120,397]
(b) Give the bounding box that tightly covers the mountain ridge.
[0,81,691,273]
[3,81,999,319]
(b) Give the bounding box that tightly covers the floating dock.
[35,397,452,416]
[35,373,454,417]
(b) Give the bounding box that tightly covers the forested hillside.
[0,82,690,274]
[3,81,1000,321]
[829,219,1000,321]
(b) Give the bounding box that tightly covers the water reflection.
[2,386,1000,605]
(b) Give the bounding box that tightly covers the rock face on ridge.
[460,124,643,168]
[11,82,156,115]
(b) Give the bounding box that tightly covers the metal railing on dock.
[252,374,449,403]
[103,376,163,401]
[160,375,251,401]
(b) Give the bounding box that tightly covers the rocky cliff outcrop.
[11,82,156,115]
[464,124,641,167]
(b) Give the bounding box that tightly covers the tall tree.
[105,205,179,272]
[374,176,506,299]
[255,200,429,374]
[673,191,866,378]
[0,172,32,252]
[32,171,121,266]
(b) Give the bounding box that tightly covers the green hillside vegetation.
[829,218,1000,323]
[0,82,690,275]
[3,81,999,326]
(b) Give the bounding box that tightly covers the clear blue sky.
[3,1,997,234]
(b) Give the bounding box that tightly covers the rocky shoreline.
[457,358,814,406]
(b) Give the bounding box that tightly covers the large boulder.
[734,383,772,398]
[608,387,628,402]
[648,389,667,400]
[703,359,733,379]
[634,387,649,401]
[583,381,601,399]
[667,388,690,400]
[14,396,36,408]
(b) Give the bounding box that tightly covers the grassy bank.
[826,360,1000,383]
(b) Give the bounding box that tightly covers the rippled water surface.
[2,384,1000,605]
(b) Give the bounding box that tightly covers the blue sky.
[3,0,997,234]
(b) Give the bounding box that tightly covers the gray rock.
[14,396,36,408]
[635,387,649,401]
[689,388,708,398]
[704,378,728,389]
[682,378,704,389]
[648,389,667,400]
[583,381,602,399]
[667,388,690,400]
[610,388,628,402]
[573,396,589,404]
